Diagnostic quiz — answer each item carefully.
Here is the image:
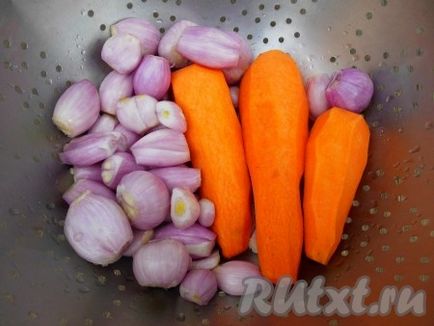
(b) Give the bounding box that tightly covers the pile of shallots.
[52,17,259,306]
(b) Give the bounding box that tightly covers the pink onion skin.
[116,171,170,230]
[190,250,220,270]
[223,32,253,85]
[64,192,133,266]
[214,261,261,296]
[133,239,191,288]
[133,55,171,100]
[59,132,120,166]
[101,152,143,189]
[71,165,102,182]
[198,198,215,227]
[130,129,190,167]
[186,240,215,259]
[52,80,100,138]
[111,18,161,55]
[170,187,200,229]
[325,68,374,113]
[101,34,142,74]
[158,20,197,68]
[177,26,240,69]
[149,166,201,192]
[156,101,187,133]
[89,114,118,133]
[123,229,154,257]
[306,73,331,119]
[116,95,159,135]
[154,223,216,242]
[114,124,140,151]
[99,71,133,115]
[63,179,116,204]
[154,223,216,258]
[180,269,217,305]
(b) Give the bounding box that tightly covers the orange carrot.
[239,50,309,282]
[304,107,370,265]
[172,64,252,258]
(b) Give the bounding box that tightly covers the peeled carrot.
[304,107,370,265]
[239,50,309,282]
[172,64,252,258]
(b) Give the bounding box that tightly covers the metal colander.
[0,0,433,325]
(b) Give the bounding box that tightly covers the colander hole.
[159,28,165,34]
[274,4,281,10]
[420,257,430,264]
[350,48,356,55]
[259,4,265,10]
[290,0,297,4]
[375,267,384,273]
[220,16,226,23]
[383,51,389,59]
[364,54,371,62]
[263,37,268,44]
[20,42,28,50]
[32,88,39,95]
[176,313,185,322]
[355,29,363,36]
[365,255,374,263]
[230,0,236,4]
[278,37,284,43]
[286,18,292,24]
[241,9,247,16]
[87,10,94,17]
[100,24,106,31]
[40,51,47,59]
[233,27,239,32]
[40,71,47,78]
[328,320,338,326]
[270,21,276,27]
[300,8,306,15]
[380,0,388,6]
[330,56,336,63]
[247,34,253,40]
[56,65,62,73]
[366,12,373,19]
[255,17,261,23]
[2,40,11,48]
[394,274,403,282]
[294,32,300,38]
[175,0,182,5]
[153,12,159,18]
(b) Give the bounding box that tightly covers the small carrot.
[172,64,252,258]
[303,107,370,265]
[239,50,309,282]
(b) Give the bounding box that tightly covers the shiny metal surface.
[0,0,433,325]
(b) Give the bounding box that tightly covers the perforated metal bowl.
[0,0,433,325]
